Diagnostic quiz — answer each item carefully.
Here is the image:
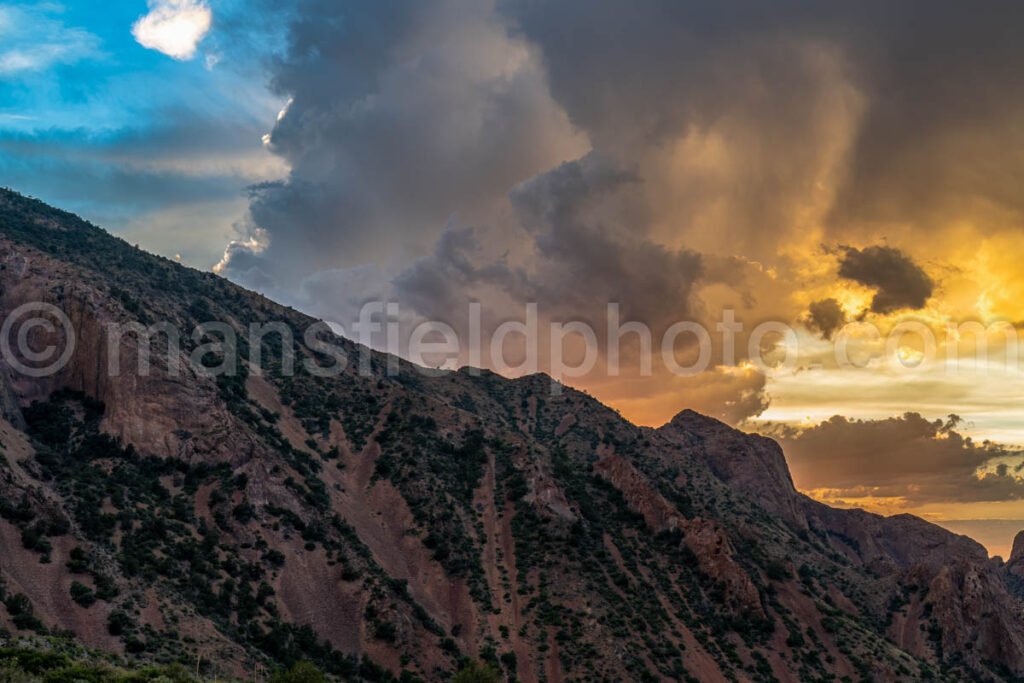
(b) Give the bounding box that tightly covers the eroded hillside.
[1,189,1023,682]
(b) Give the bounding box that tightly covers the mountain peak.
[667,405,701,421]
[1012,530,1024,563]
[661,406,808,529]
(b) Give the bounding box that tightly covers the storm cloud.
[806,298,846,340]
[838,245,934,313]
[213,0,1024,425]
[219,0,585,295]
[502,0,1024,242]
[773,413,1024,505]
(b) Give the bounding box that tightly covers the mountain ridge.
[0,188,1023,681]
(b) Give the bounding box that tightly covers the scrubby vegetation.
[0,639,335,682]
[452,660,500,683]
[374,404,492,606]
[12,390,416,680]
[0,189,999,681]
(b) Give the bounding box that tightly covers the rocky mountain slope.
[1,188,1024,682]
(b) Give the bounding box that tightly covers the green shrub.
[107,610,134,636]
[453,661,501,683]
[372,621,397,643]
[3,595,45,633]
[65,548,89,574]
[764,560,791,581]
[269,661,327,683]
[69,582,96,608]
[0,661,36,682]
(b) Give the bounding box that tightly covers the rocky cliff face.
[1012,531,1024,565]
[1,189,1023,681]
[660,409,809,530]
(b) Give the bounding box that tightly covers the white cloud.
[132,0,212,61]
[0,5,101,76]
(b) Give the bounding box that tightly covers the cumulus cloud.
[770,413,1024,505]
[837,245,934,314]
[132,0,212,60]
[212,0,1024,426]
[669,366,770,426]
[392,225,520,329]
[383,153,711,393]
[505,1,1024,244]
[504,152,704,330]
[218,0,585,297]
[805,298,846,340]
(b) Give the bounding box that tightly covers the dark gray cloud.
[503,0,1024,239]
[838,245,933,313]
[822,3,1024,233]
[212,0,1024,423]
[393,153,703,335]
[507,154,703,329]
[391,225,522,334]
[220,0,584,294]
[501,1,832,149]
[806,298,846,340]
[770,413,1024,504]
[714,370,770,426]
[223,0,1024,318]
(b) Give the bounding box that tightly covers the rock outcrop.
[1012,530,1024,565]
[661,408,809,529]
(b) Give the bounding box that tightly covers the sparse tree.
[453,661,501,683]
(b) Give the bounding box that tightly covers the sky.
[5,0,1024,557]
